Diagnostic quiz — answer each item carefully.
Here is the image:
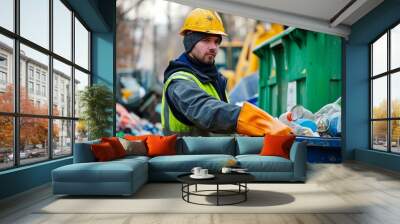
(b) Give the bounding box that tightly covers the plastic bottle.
[316,116,330,133]
[328,112,341,136]
[314,97,341,120]
[279,112,293,126]
[290,105,315,121]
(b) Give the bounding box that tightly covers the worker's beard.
[190,52,216,65]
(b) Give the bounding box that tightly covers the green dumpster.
[254,27,342,116]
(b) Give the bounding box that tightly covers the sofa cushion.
[91,142,118,162]
[101,137,127,158]
[73,139,100,163]
[260,134,296,159]
[52,159,147,183]
[125,134,151,142]
[148,154,235,172]
[179,137,235,155]
[114,155,150,163]
[236,137,263,155]
[236,155,293,172]
[119,138,147,156]
[147,135,177,157]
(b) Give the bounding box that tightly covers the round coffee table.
[177,172,255,206]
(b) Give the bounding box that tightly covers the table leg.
[187,184,190,202]
[217,184,219,206]
[245,183,247,201]
[181,184,183,199]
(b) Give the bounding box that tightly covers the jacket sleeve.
[166,79,241,133]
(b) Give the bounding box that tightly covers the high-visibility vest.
[161,71,228,136]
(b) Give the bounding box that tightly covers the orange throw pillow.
[101,137,126,158]
[91,142,117,162]
[260,134,296,159]
[124,135,151,142]
[146,135,177,157]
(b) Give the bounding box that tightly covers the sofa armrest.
[289,141,307,181]
[73,140,100,163]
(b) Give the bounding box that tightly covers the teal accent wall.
[0,158,72,199]
[92,31,115,136]
[345,0,400,172]
[0,0,116,200]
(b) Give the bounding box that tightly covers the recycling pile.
[279,98,341,137]
[116,103,162,136]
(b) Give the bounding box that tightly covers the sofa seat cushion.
[52,159,147,183]
[179,137,235,155]
[116,155,150,163]
[236,137,264,155]
[149,154,235,172]
[236,155,293,172]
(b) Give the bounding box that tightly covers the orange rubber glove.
[236,102,293,136]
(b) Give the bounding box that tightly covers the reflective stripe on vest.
[161,71,227,135]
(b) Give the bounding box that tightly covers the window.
[28,67,34,80]
[0,71,6,85]
[36,83,40,95]
[20,0,49,49]
[370,22,400,154]
[0,0,14,32]
[0,116,13,170]
[28,81,34,94]
[0,55,7,67]
[53,0,72,60]
[0,35,13,113]
[53,120,72,158]
[35,70,41,81]
[20,117,49,165]
[0,54,7,87]
[41,73,46,83]
[74,69,89,119]
[42,85,46,97]
[53,59,72,117]
[0,0,91,170]
[75,17,89,70]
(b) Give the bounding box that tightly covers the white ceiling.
[167,0,384,37]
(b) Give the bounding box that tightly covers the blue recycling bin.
[295,136,342,163]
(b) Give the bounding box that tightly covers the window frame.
[0,0,92,171]
[370,20,400,154]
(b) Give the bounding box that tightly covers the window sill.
[0,156,72,175]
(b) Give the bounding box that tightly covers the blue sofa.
[52,136,307,196]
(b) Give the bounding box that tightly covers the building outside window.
[42,85,46,97]
[28,66,34,80]
[28,81,34,94]
[0,54,7,89]
[370,23,400,154]
[0,0,91,170]
[41,73,46,83]
[0,71,6,84]
[0,54,7,67]
[35,70,40,81]
[35,83,40,95]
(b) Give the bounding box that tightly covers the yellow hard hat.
[180,8,227,36]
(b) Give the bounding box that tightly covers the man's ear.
[217,35,222,45]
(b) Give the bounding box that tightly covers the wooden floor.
[1,162,400,224]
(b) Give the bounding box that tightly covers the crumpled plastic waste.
[315,98,341,120]
[328,112,341,137]
[291,105,315,121]
[294,118,317,132]
[278,97,341,137]
[116,103,162,136]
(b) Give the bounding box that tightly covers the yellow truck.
[217,23,284,91]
